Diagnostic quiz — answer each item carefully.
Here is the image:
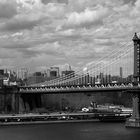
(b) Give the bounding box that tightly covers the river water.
[0,122,140,140]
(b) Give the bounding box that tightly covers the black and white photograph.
[0,0,140,140]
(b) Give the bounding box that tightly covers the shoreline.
[0,112,130,126]
[0,119,100,126]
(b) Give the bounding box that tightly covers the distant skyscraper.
[68,64,72,71]
[120,67,123,78]
[61,70,75,77]
[47,67,59,78]
[17,68,28,80]
[0,69,4,76]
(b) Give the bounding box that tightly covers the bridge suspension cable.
[44,42,133,86]
[53,46,133,86]
[31,41,133,86]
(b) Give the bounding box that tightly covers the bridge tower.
[133,32,140,82]
[126,33,140,127]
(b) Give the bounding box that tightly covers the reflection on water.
[0,122,140,140]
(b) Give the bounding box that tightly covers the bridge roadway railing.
[19,82,140,94]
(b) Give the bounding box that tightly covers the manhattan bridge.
[21,33,140,93]
[1,33,140,127]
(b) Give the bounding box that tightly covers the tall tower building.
[120,67,123,78]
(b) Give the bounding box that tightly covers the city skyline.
[0,0,139,72]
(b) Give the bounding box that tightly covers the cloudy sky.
[0,0,139,72]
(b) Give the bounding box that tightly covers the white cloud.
[11,32,23,37]
[16,0,42,9]
[45,3,66,18]
[65,6,109,28]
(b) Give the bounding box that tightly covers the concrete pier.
[126,93,140,128]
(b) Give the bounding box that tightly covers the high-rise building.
[0,69,4,87]
[17,68,28,80]
[0,69,4,75]
[120,67,123,78]
[61,70,75,77]
[27,72,45,85]
[47,67,59,78]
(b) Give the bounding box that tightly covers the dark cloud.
[123,0,136,4]
[20,49,38,58]
[1,40,64,59]
[20,47,64,58]
[57,0,68,4]
[41,0,68,4]
[41,0,55,4]
[42,49,64,56]
[0,2,17,19]
[0,41,37,58]
[0,53,15,59]
[0,18,42,32]
[2,42,30,49]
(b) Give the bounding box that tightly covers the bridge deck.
[19,83,140,94]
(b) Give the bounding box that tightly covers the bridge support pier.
[4,93,7,113]
[126,93,140,128]
[12,93,20,114]
[15,94,20,114]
